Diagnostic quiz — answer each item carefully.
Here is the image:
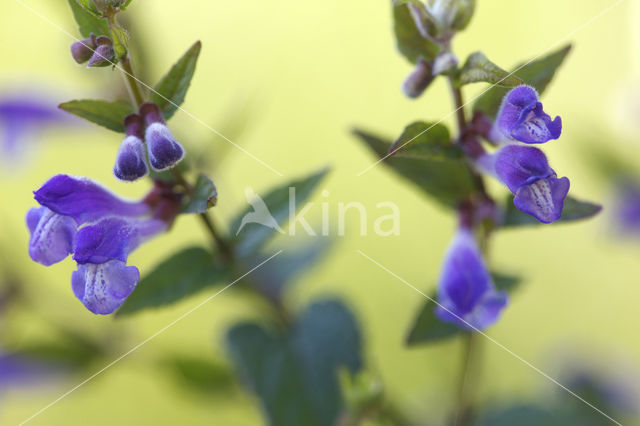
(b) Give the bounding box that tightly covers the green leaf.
[405,293,462,346]
[354,128,476,208]
[474,45,573,117]
[457,52,524,88]
[231,168,329,256]
[162,355,235,395]
[388,121,456,159]
[182,174,218,214]
[59,99,133,133]
[501,195,602,228]
[227,300,363,426]
[74,0,100,15]
[67,0,110,38]
[117,247,228,316]
[406,272,520,346]
[393,2,440,64]
[150,41,202,120]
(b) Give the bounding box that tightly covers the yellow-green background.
[1,0,639,424]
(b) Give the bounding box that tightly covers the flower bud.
[402,59,434,99]
[140,102,185,171]
[114,114,148,182]
[87,36,115,68]
[70,34,96,64]
[426,0,475,35]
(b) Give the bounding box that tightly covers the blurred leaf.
[182,174,218,214]
[388,121,456,159]
[393,2,440,64]
[501,195,602,228]
[117,247,229,316]
[581,141,640,182]
[227,299,363,426]
[162,355,235,395]
[74,0,100,15]
[354,129,476,208]
[406,272,520,346]
[473,45,572,117]
[241,239,333,302]
[477,404,562,426]
[15,328,106,369]
[231,168,329,256]
[456,52,524,88]
[68,0,110,38]
[151,41,202,120]
[59,99,133,133]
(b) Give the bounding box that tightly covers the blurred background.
[1,0,639,424]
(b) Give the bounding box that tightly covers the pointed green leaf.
[68,0,110,38]
[457,52,524,88]
[74,0,100,15]
[501,195,602,228]
[388,121,457,159]
[59,99,133,133]
[231,168,330,256]
[354,128,476,208]
[182,174,218,214]
[162,355,235,395]
[393,2,440,64]
[227,300,363,426]
[473,45,573,117]
[150,41,202,120]
[117,247,229,316]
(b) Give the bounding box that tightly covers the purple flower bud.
[26,207,76,266]
[70,35,96,64]
[34,174,150,224]
[435,229,508,331]
[140,102,185,171]
[87,36,115,68]
[71,260,140,315]
[480,145,570,223]
[114,114,148,181]
[492,85,562,144]
[403,59,434,99]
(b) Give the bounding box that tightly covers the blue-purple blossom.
[614,182,640,234]
[478,145,570,223]
[435,229,508,331]
[114,114,148,181]
[0,93,69,160]
[491,85,562,144]
[26,175,171,314]
[140,102,185,171]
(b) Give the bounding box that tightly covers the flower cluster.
[114,103,185,182]
[26,175,181,314]
[70,33,115,68]
[477,85,569,223]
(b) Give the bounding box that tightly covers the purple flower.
[435,229,508,331]
[26,175,172,314]
[614,182,640,234]
[0,93,68,160]
[491,85,562,144]
[140,103,185,171]
[114,114,148,181]
[478,145,570,223]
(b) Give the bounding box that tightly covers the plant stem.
[120,56,144,109]
[452,333,480,426]
[118,54,234,262]
[448,78,467,135]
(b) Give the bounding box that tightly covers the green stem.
[117,54,234,263]
[448,78,467,135]
[452,333,480,426]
